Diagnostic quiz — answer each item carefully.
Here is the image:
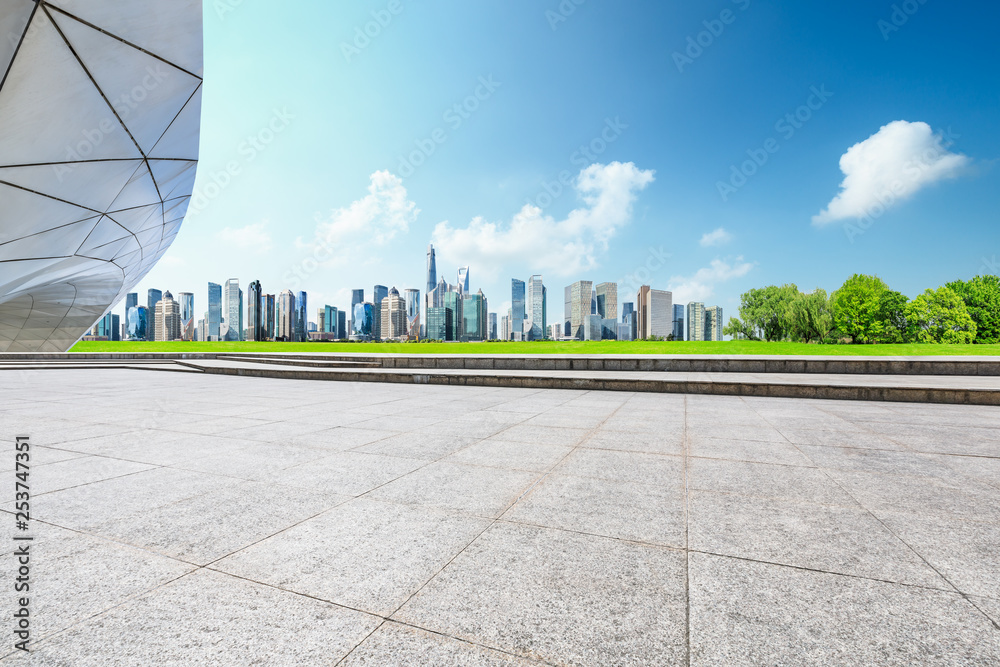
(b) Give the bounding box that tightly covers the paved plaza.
[2,369,1000,664]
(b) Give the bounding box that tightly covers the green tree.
[831,274,908,344]
[945,275,1000,343]
[904,287,977,344]
[726,284,799,341]
[784,289,834,343]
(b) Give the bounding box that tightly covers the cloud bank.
[699,227,732,247]
[812,121,968,225]
[668,257,754,304]
[431,162,655,279]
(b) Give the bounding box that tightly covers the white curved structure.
[0,1,202,352]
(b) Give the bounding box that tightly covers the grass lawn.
[69,340,1000,356]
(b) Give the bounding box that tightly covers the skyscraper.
[426,245,436,298]
[248,281,263,341]
[461,290,487,342]
[264,294,276,340]
[595,282,618,321]
[511,279,525,339]
[426,306,447,340]
[443,290,462,341]
[621,302,636,341]
[457,267,470,295]
[179,292,195,341]
[295,290,307,342]
[673,304,685,341]
[381,287,407,340]
[277,290,295,341]
[372,285,388,341]
[488,313,497,340]
[569,280,593,340]
[404,288,420,339]
[126,306,147,340]
[147,288,162,343]
[125,293,138,319]
[351,302,373,340]
[207,282,221,341]
[705,306,724,341]
[154,291,181,341]
[637,286,673,340]
[687,302,706,342]
[564,285,572,337]
[526,275,546,340]
[220,279,242,341]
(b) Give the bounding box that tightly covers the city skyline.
[119,2,1000,337]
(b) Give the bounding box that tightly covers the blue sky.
[128,0,1000,325]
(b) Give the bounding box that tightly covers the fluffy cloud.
[216,220,272,253]
[668,257,754,304]
[699,227,732,247]
[431,162,655,280]
[812,121,969,225]
[298,170,418,263]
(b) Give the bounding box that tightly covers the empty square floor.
[2,369,1000,665]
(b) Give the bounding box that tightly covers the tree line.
[723,274,1000,344]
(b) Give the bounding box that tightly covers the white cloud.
[216,220,272,253]
[699,227,732,247]
[298,170,418,263]
[431,162,655,280]
[667,257,754,304]
[812,121,969,225]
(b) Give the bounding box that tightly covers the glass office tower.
[511,278,525,339]
[147,288,162,342]
[179,292,195,341]
[207,282,222,341]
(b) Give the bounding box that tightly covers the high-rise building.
[705,306,724,341]
[125,293,138,321]
[277,290,295,341]
[247,281,263,341]
[154,291,181,341]
[526,275,546,340]
[372,285,388,341]
[350,288,364,335]
[500,314,511,341]
[220,279,242,341]
[595,282,618,321]
[488,313,498,340]
[320,305,337,336]
[511,279,525,339]
[207,282,221,341]
[564,285,572,337]
[569,280,593,340]
[178,292,194,341]
[404,288,420,339]
[380,287,407,340]
[443,290,462,341]
[673,304,685,341]
[126,305,147,340]
[461,290,487,342]
[351,302,374,340]
[337,310,346,340]
[196,318,205,342]
[294,291,307,342]
[263,294,275,340]
[457,267,470,295]
[637,286,673,340]
[621,301,637,341]
[583,314,602,341]
[426,307,447,340]
[687,302,706,342]
[147,288,162,343]
[426,245,436,298]
[550,323,563,340]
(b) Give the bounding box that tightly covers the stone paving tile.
[796,444,964,481]
[776,428,908,450]
[505,472,685,547]
[171,439,330,480]
[342,621,542,666]
[4,569,381,665]
[973,596,1000,627]
[688,490,948,587]
[552,447,683,487]
[581,426,685,455]
[0,443,89,471]
[688,552,1000,666]
[688,458,857,506]
[265,451,425,496]
[876,510,1000,599]
[367,461,540,518]
[690,437,813,466]
[445,438,573,473]
[214,498,490,616]
[0,456,152,497]
[354,431,479,461]
[22,467,241,530]
[395,522,688,666]
[688,425,786,444]
[496,424,592,447]
[95,480,350,565]
[0,521,194,644]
